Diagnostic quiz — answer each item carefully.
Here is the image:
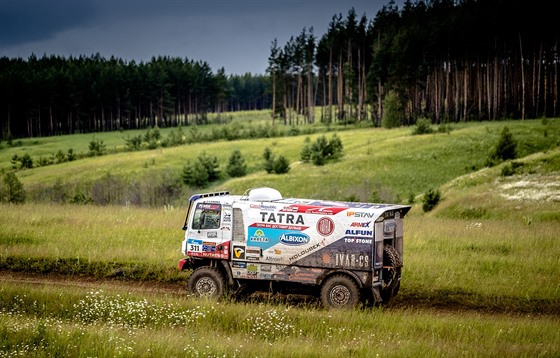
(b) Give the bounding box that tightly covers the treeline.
[269,0,559,125]
[0,55,270,138]
[1,0,558,139]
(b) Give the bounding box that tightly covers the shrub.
[382,90,403,129]
[88,137,106,156]
[10,153,33,169]
[272,155,290,174]
[182,152,220,187]
[487,126,517,166]
[197,151,220,182]
[1,172,25,203]
[263,147,290,174]
[144,126,161,149]
[55,149,67,164]
[226,149,247,177]
[67,148,76,161]
[302,134,344,166]
[164,127,185,147]
[263,147,275,173]
[300,137,312,163]
[422,188,441,212]
[412,118,434,135]
[125,134,143,151]
[500,161,523,177]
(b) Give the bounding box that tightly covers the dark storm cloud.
[0,0,97,47]
[0,0,397,74]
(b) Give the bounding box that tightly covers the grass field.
[1,280,558,357]
[3,118,559,208]
[1,117,559,356]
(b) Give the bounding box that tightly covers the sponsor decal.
[383,211,396,219]
[223,212,231,223]
[289,243,321,261]
[233,246,245,259]
[335,253,370,268]
[249,229,269,243]
[280,205,347,215]
[190,251,228,259]
[279,232,310,246]
[207,231,218,238]
[246,247,261,261]
[232,262,247,268]
[250,204,277,211]
[350,221,371,227]
[247,264,258,273]
[345,229,373,236]
[198,203,221,211]
[317,217,335,236]
[260,212,305,225]
[261,265,272,272]
[264,256,284,263]
[347,211,377,218]
[344,237,373,244]
[250,222,309,231]
[202,243,216,252]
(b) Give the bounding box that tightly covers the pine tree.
[226,150,247,177]
[1,172,25,203]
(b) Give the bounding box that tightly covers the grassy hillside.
[3,118,559,208]
[1,118,559,357]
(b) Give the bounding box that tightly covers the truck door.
[187,202,223,253]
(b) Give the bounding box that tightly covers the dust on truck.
[178,187,411,309]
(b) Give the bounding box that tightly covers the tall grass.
[402,216,560,311]
[1,199,558,314]
[1,281,558,357]
[1,118,559,356]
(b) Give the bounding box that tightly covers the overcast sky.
[0,0,398,75]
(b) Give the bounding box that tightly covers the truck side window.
[192,203,221,230]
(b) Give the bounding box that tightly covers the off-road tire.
[380,244,402,303]
[320,275,360,309]
[187,266,226,299]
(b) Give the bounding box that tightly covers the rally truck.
[178,187,411,309]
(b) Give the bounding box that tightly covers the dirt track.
[1,271,558,316]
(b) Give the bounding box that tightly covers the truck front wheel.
[187,266,226,298]
[320,275,360,309]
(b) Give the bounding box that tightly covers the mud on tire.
[320,275,360,309]
[187,266,226,299]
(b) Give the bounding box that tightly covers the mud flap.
[371,286,383,304]
[178,258,193,271]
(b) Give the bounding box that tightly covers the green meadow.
[1,116,559,356]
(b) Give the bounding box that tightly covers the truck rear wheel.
[320,275,360,309]
[380,245,402,303]
[187,266,226,299]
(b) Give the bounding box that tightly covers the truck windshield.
[192,203,222,230]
